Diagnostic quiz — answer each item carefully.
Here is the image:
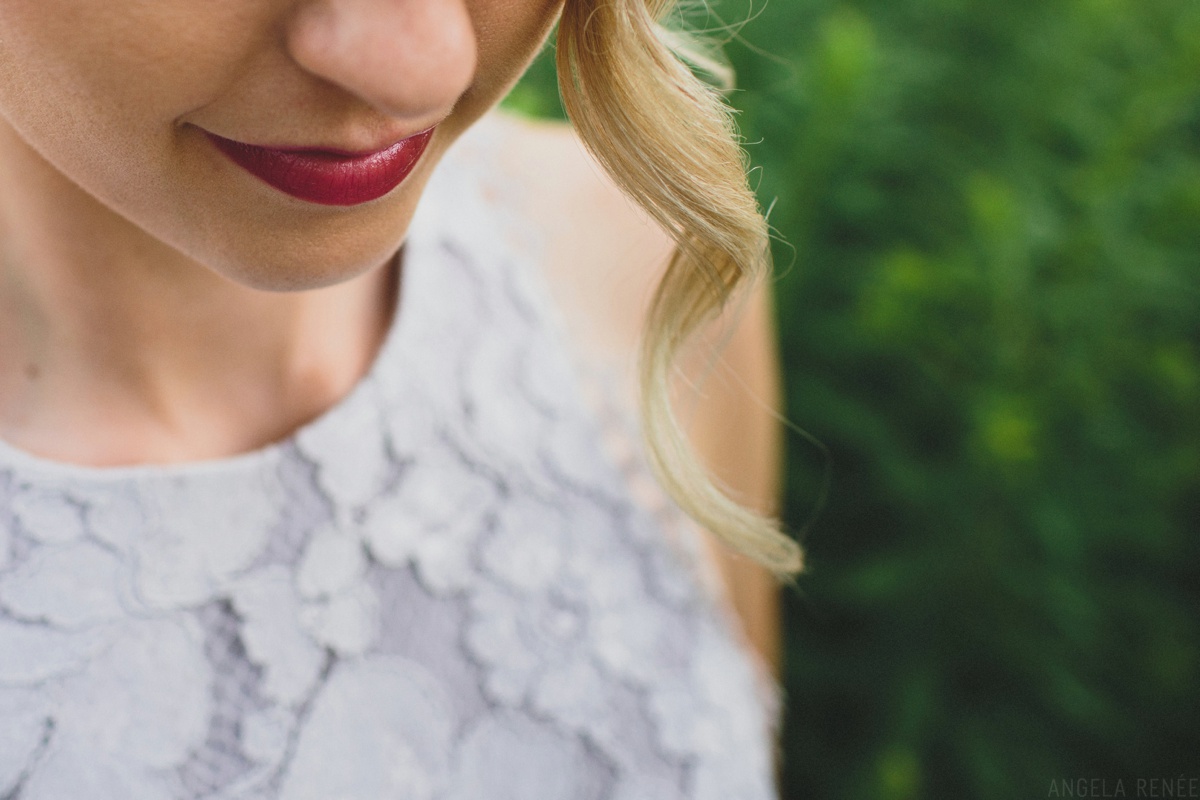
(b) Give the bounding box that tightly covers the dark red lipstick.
[205,127,434,206]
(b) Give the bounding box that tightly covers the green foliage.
[502,40,565,122]
[506,1,1200,797]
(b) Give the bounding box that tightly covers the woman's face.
[0,0,562,290]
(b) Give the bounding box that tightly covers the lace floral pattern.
[0,115,777,800]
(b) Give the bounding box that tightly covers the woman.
[0,0,802,797]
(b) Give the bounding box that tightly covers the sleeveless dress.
[0,114,779,800]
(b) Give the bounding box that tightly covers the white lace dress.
[0,116,779,800]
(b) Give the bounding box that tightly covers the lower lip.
[204,128,434,206]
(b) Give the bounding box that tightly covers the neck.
[0,125,398,467]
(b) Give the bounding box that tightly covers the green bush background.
[504,1,1200,797]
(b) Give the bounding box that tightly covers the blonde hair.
[556,0,804,576]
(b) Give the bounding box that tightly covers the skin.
[0,0,781,669]
[503,119,783,672]
[0,0,560,463]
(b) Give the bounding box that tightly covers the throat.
[0,255,401,469]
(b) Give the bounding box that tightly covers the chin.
[149,144,439,294]
[200,230,402,293]
[177,189,426,293]
[229,252,398,294]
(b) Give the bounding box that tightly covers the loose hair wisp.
[556,0,805,576]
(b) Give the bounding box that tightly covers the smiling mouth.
[204,127,436,206]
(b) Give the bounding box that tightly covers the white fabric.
[0,115,778,800]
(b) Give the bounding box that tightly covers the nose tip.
[287,0,477,121]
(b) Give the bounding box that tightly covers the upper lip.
[196,121,441,158]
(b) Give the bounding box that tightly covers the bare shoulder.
[487,111,674,367]
[487,110,785,671]
[485,111,781,451]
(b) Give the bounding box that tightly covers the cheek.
[0,1,269,206]
[458,0,563,113]
[0,2,264,121]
